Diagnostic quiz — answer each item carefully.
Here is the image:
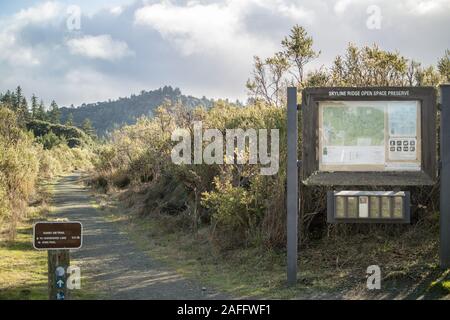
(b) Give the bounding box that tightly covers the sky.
[0,0,449,107]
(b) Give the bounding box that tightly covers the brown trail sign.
[33,221,82,250]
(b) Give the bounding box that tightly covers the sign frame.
[33,221,83,250]
[301,86,436,186]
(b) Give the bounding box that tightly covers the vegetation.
[1,23,450,299]
[97,195,449,299]
[26,120,93,149]
[92,26,450,256]
[92,101,286,250]
[59,86,219,136]
[0,89,94,241]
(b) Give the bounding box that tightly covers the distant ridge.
[59,86,214,136]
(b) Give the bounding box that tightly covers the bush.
[202,177,264,248]
[0,108,40,239]
[36,131,64,149]
[94,101,288,250]
[0,107,94,239]
[26,120,92,148]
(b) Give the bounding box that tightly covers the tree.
[30,94,39,119]
[16,96,29,124]
[65,113,74,126]
[407,60,421,86]
[48,100,61,124]
[328,43,413,86]
[281,24,320,86]
[415,65,441,86]
[246,25,319,107]
[246,53,290,107]
[14,86,22,111]
[81,118,96,138]
[304,68,330,87]
[438,49,450,82]
[36,100,47,121]
[0,90,14,108]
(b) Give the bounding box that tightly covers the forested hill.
[59,86,214,136]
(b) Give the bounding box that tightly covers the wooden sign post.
[33,221,82,300]
[48,250,70,300]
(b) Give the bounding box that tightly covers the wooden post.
[48,250,70,300]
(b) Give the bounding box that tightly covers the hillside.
[59,86,215,136]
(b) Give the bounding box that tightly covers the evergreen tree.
[3,90,14,108]
[65,113,74,126]
[48,100,61,124]
[281,24,320,85]
[36,100,47,121]
[16,96,29,124]
[31,94,39,119]
[81,118,95,138]
[14,86,22,111]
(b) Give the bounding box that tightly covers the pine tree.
[81,118,95,138]
[36,100,47,121]
[2,90,14,108]
[48,100,61,124]
[65,113,74,126]
[14,86,22,111]
[16,96,29,124]
[281,24,320,85]
[31,94,39,119]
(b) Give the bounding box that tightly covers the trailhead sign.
[301,87,436,186]
[285,85,450,285]
[33,222,82,250]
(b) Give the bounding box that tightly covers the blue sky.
[0,0,449,107]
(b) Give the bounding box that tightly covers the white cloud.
[135,2,251,56]
[110,6,123,16]
[1,0,449,106]
[13,1,63,26]
[402,0,450,15]
[334,0,355,14]
[134,1,303,58]
[66,35,134,61]
[0,1,64,67]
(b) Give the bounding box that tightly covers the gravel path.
[53,172,227,300]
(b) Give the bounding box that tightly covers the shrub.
[0,108,40,239]
[26,120,92,148]
[94,101,288,250]
[202,177,265,248]
[36,131,64,149]
[0,107,94,239]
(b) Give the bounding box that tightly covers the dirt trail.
[52,172,227,300]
